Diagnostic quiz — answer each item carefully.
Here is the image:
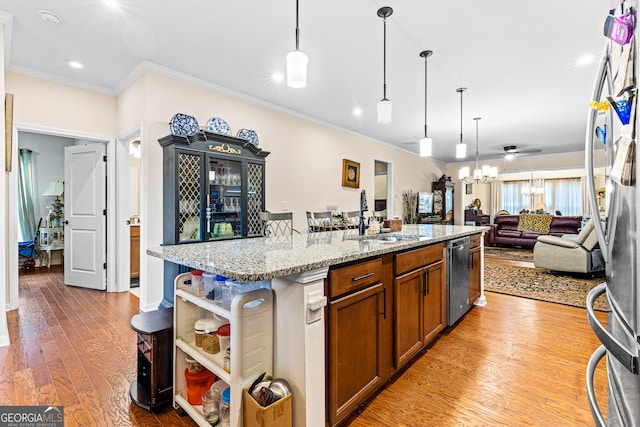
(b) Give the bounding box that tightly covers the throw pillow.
[517,214,553,234]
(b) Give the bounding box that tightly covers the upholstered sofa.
[533,219,604,274]
[486,214,582,248]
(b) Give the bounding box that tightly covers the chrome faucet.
[359,189,368,236]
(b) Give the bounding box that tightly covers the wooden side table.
[39,227,64,268]
[130,308,173,411]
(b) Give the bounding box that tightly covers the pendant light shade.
[287,0,307,88]
[456,87,467,159]
[286,50,308,88]
[377,7,393,124]
[459,166,470,180]
[419,137,432,157]
[377,99,392,124]
[419,50,433,157]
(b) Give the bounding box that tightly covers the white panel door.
[64,143,106,290]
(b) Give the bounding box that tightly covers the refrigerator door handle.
[587,283,638,374]
[586,345,607,427]
[585,46,615,263]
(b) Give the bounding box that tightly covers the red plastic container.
[184,368,216,405]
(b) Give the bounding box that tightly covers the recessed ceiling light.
[68,60,83,69]
[103,0,121,8]
[353,108,363,116]
[576,55,595,66]
[272,72,284,83]
[39,10,62,24]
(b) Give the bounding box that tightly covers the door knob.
[63,220,69,225]
[126,220,131,225]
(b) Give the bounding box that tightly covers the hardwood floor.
[1,266,197,427]
[3,263,608,426]
[349,257,609,426]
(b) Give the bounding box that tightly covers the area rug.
[484,263,606,311]
[484,246,534,263]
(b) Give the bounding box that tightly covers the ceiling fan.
[502,145,542,160]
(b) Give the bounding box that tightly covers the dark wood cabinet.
[158,132,269,307]
[130,225,140,280]
[432,181,455,224]
[394,244,446,368]
[159,132,270,244]
[469,234,482,305]
[326,256,393,426]
[422,260,446,344]
[129,308,173,411]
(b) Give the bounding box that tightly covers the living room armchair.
[533,220,604,274]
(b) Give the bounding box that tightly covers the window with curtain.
[501,180,531,214]
[543,178,582,216]
[18,149,38,243]
[501,178,583,216]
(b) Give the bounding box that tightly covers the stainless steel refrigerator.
[586,2,639,425]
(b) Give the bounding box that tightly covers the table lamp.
[43,181,64,226]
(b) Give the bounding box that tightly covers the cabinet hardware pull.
[352,272,374,282]
[380,286,387,319]
[426,270,430,295]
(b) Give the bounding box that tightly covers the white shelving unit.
[173,273,273,426]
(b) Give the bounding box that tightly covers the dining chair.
[373,209,387,221]
[341,211,360,229]
[306,211,335,232]
[259,212,293,236]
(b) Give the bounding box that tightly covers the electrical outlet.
[281,201,289,211]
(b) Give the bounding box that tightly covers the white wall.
[1,19,10,345]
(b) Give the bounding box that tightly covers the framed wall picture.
[342,159,360,188]
[465,183,473,194]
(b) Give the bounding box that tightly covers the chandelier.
[459,117,497,184]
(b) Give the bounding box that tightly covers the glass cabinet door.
[207,158,243,239]
[445,189,453,214]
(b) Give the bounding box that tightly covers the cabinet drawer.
[469,233,481,249]
[395,243,444,276]
[329,258,382,299]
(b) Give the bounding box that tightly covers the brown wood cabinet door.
[422,260,445,345]
[328,282,386,426]
[130,226,140,279]
[394,269,423,368]
[469,246,481,305]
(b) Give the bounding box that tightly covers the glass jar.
[223,348,231,373]
[185,357,202,374]
[202,387,220,426]
[219,387,231,427]
[194,319,208,347]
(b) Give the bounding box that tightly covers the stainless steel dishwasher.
[446,236,470,326]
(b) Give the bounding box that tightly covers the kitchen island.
[148,224,488,426]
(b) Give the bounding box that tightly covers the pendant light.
[455,87,467,158]
[419,50,433,157]
[286,0,308,88]
[377,7,393,124]
[459,117,497,183]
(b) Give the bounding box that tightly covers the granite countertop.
[147,224,488,282]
